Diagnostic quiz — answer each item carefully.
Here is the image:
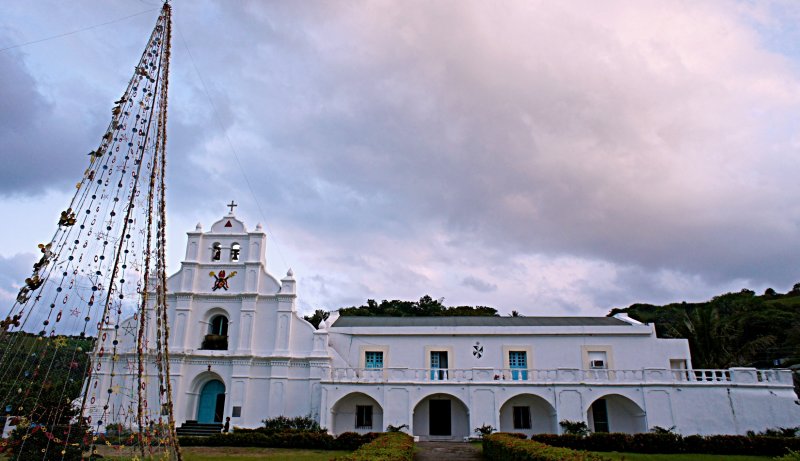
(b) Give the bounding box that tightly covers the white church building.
[94,212,800,439]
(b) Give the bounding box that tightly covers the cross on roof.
[227,200,237,213]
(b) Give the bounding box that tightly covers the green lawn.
[95,446,352,460]
[595,452,772,461]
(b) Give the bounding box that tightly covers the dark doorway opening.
[592,399,609,433]
[214,393,225,423]
[429,399,451,436]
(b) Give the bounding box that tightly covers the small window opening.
[231,243,240,261]
[355,405,373,429]
[513,406,531,429]
[365,351,384,369]
[212,242,221,261]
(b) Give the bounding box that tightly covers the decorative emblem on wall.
[210,270,237,291]
[473,341,483,359]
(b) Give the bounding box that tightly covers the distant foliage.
[608,286,800,371]
[338,295,498,317]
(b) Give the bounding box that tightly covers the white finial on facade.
[287,268,294,277]
[195,222,202,231]
[256,223,263,231]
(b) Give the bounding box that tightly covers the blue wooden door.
[197,380,225,423]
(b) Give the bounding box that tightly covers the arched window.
[231,242,240,262]
[211,242,221,261]
[209,315,228,336]
[202,314,229,350]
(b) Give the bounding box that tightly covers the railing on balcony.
[325,366,793,386]
[200,334,228,351]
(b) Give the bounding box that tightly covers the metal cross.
[227,200,238,213]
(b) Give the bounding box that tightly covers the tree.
[338,296,498,317]
[303,309,330,329]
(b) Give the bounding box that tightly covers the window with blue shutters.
[509,351,528,380]
[365,351,383,369]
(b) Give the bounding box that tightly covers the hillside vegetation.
[609,284,800,369]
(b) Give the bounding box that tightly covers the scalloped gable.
[210,215,246,233]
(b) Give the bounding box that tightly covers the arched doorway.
[412,393,469,441]
[197,380,225,423]
[499,393,557,436]
[331,392,384,434]
[588,394,646,434]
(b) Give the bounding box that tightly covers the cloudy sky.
[2,0,800,316]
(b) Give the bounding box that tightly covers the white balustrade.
[324,366,794,387]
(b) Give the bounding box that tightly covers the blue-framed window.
[430,351,449,380]
[365,351,384,369]
[509,351,528,380]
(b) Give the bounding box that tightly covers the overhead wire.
[0,7,160,53]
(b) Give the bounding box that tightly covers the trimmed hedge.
[332,432,414,461]
[178,430,380,450]
[530,433,800,457]
[483,433,611,461]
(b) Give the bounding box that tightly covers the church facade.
[93,212,800,439]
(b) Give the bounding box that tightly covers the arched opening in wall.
[587,394,647,434]
[412,393,469,441]
[201,314,229,350]
[211,242,221,261]
[231,242,240,261]
[499,393,557,436]
[331,392,383,435]
[197,379,226,423]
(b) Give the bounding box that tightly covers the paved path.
[414,441,483,461]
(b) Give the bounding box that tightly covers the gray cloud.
[461,276,497,293]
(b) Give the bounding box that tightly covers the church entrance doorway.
[429,399,451,436]
[197,380,225,423]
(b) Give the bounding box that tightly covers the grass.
[95,446,353,460]
[595,452,772,461]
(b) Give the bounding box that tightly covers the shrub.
[483,433,611,461]
[386,424,409,432]
[260,415,322,433]
[474,424,495,437]
[332,432,414,461]
[0,424,86,461]
[178,429,382,451]
[531,433,586,450]
[775,448,800,460]
[650,425,677,434]
[333,431,382,450]
[531,432,800,457]
[750,427,799,438]
[560,420,590,437]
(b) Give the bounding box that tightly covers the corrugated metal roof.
[330,316,630,328]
